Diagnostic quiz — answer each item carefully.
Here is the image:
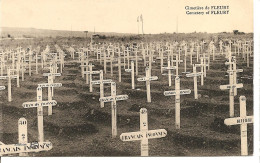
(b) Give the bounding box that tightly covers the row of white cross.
[0,39,253,156]
[78,47,253,156]
[0,45,66,156]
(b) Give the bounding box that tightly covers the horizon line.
[0,26,254,35]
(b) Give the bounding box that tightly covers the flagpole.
[138,22,139,35]
[142,17,144,35]
[137,17,139,35]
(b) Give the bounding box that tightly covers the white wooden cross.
[21,59,26,81]
[133,48,142,75]
[125,47,131,69]
[196,45,200,62]
[164,77,191,129]
[147,49,155,72]
[190,47,194,65]
[99,82,128,137]
[195,58,205,86]
[246,46,249,67]
[0,86,5,141]
[18,118,28,156]
[230,57,243,96]
[91,70,113,108]
[42,72,61,115]
[28,50,33,76]
[220,72,243,117]
[172,54,183,77]
[23,87,57,141]
[118,57,122,82]
[78,51,85,78]
[162,60,176,87]
[109,48,116,77]
[103,48,109,74]
[200,54,209,77]
[137,67,158,103]
[0,68,18,102]
[80,59,89,84]
[0,56,6,76]
[84,63,100,92]
[156,49,166,73]
[35,48,40,75]
[125,61,135,89]
[183,46,188,73]
[120,108,167,156]
[186,65,202,99]
[0,118,53,156]
[224,96,253,155]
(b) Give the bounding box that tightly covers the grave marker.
[0,68,18,102]
[43,72,61,115]
[99,82,128,137]
[18,118,28,156]
[0,118,53,156]
[120,108,167,156]
[195,58,205,86]
[186,65,202,99]
[224,96,253,155]
[220,73,243,117]
[137,68,158,103]
[85,64,100,93]
[91,70,113,108]
[125,61,135,89]
[164,77,191,128]
[162,60,176,87]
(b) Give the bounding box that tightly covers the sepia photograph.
[0,0,255,158]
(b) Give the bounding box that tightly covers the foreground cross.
[224,96,253,156]
[164,77,191,129]
[137,67,158,103]
[0,118,52,156]
[120,108,167,156]
[18,118,28,156]
[99,82,128,137]
[23,87,57,141]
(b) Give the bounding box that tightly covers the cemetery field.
[0,36,253,156]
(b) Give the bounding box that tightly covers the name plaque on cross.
[38,83,62,87]
[22,100,57,108]
[120,108,167,156]
[0,142,53,155]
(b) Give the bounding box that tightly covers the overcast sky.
[0,0,253,34]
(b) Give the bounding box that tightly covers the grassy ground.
[0,41,253,157]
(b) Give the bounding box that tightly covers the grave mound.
[210,117,239,134]
[128,104,143,112]
[44,120,98,136]
[85,109,139,128]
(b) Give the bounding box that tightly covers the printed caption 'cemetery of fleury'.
[185,6,229,15]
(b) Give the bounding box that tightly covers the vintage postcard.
[0,0,254,157]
